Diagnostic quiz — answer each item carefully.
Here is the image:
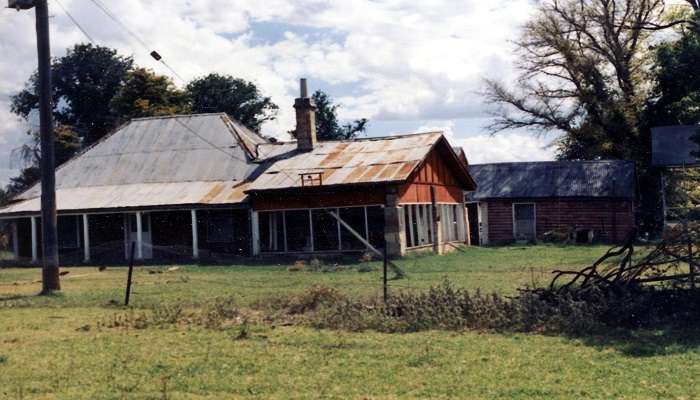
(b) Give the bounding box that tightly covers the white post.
[337,208,342,251]
[82,214,90,263]
[136,211,143,260]
[11,221,19,260]
[407,205,415,247]
[251,211,260,256]
[123,214,129,260]
[30,216,38,263]
[191,209,199,259]
[308,209,314,252]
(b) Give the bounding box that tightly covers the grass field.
[2,245,700,399]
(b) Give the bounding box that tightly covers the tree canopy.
[312,90,367,141]
[110,68,190,120]
[187,73,278,132]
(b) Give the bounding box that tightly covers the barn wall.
[485,198,636,244]
[398,149,464,204]
[251,188,386,211]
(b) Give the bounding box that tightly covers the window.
[57,215,79,249]
[206,212,234,243]
[260,211,285,252]
[339,207,367,250]
[285,210,312,252]
[312,209,339,251]
[366,206,385,249]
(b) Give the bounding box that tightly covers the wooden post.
[431,186,443,255]
[251,211,260,256]
[191,209,199,260]
[383,236,388,303]
[686,220,695,289]
[30,216,38,263]
[124,242,135,306]
[82,214,90,263]
[11,221,19,260]
[135,212,143,260]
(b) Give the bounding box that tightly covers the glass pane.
[206,211,234,243]
[366,206,385,249]
[340,207,367,250]
[312,209,339,251]
[286,210,312,252]
[57,216,79,249]
[260,211,284,252]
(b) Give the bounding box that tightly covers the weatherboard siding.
[485,198,635,244]
[399,149,465,204]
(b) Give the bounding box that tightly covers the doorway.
[513,203,536,241]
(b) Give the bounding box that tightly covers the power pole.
[9,0,61,292]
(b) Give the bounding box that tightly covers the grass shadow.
[565,326,700,357]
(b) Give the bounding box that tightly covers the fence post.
[124,242,136,306]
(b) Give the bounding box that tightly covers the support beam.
[251,211,260,256]
[430,186,443,255]
[191,209,199,260]
[407,205,415,247]
[82,214,90,263]
[463,205,471,246]
[11,221,19,260]
[136,211,143,260]
[31,216,38,263]
[123,214,129,260]
[384,190,406,257]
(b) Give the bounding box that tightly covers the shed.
[465,160,636,244]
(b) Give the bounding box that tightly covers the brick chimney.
[294,78,317,151]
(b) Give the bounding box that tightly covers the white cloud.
[415,120,558,164]
[0,0,542,186]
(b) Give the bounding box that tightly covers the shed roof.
[247,132,475,193]
[651,125,700,167]
[465,160,636,201]
[1,113,264,215]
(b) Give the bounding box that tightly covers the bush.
[309,281,700,334]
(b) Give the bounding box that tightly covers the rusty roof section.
[247,131,447,192]
[2,113,265,215]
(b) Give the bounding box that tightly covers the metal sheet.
[248,131,443,191]
[465,160,636,200]
[3,114,262,214]
[1,181,250,215]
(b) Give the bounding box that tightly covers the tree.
[11,43,133,146]
[647,12,700,126]
[484,0,669,162]
[186,74,278,132]
[311,90,367,141]
[110,68,190,120]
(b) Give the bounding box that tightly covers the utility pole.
[9,0,61,292]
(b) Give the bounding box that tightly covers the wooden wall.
[485,198,636,243]
[399,148,465,204]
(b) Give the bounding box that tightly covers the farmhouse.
[465,161,636,245]
[0,80,476,264]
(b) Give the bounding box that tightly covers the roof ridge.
[130,112,228,122]
[257,131,443,146]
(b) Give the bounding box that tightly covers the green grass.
[2,244,700,399]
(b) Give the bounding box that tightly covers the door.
[466,203,480,245]
[127,213,153,259]
[513,203,536,241]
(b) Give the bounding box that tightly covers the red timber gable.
[398,140,473,204]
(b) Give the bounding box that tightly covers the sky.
[0,0,559,187]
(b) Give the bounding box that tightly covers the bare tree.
[484,0,676,160]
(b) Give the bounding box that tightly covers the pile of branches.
[546,225,700,295]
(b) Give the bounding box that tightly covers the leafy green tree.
[110,68,190,119]
[312,90,367,141]
[11,43,133,146]
[186,73,278,132]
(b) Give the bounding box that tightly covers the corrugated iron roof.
[3,113,263,215]
[0,181,249,215]
[465,160,636,200]
[651,125,700,167]
[247,132,443,192]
